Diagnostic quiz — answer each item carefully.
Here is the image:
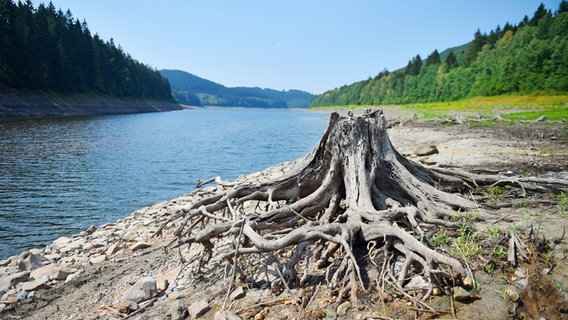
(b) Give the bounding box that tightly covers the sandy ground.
[1,112,567,320]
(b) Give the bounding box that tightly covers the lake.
[0,108,329,259]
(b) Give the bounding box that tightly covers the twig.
[222,220,246,310]
[273,262,299,304]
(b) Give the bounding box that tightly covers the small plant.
[557,192,568,218]
[543,251,554,263]
[494,246,508,260]
[522,211,534,224]
[452,224,482,259]
[495,288,507,301]
[485,263,495,273]
[487,226,501,241]
[427,230,451,247]
[513,198,529,208]
[486,185,504,196]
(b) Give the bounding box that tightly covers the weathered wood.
[162,109,568,304]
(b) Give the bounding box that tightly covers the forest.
[161,69,314,108]
[0,0,172,101]
[310,2,568,107]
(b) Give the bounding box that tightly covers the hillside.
[0,1,176,118]
[161,69,313,108]
[310,2,568,107]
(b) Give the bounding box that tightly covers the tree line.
[0,0,172,101]
[310,2,568,107]
[161,69,314,108]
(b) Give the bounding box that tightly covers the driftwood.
[160,109,568,304]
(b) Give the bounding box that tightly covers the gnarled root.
[160,109,568,305]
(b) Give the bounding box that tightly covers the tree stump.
[161,109,568,304]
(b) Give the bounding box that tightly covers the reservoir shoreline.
[0,89,183,120]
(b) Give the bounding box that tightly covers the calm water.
[0,108,328,259]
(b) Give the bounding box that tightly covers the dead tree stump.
[161,109,568,304]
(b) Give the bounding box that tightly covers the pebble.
[30,264,57,280]
[0,271,30,293]
[122,277,157,303]
[131,242,151,251]
[414,144,439,156]
[51,268,77,281]
[106,243,121,256]
[214,311,242,320]
[89,255,106,264]
[504,286,520,302]
[452,287,473,302]
[229,286,246,301]
[21,275,50,291]
[187,299,210,319]
[168,300,188,320]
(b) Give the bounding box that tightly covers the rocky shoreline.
[0,89,183,119]
[0,161,297,319]
[1,118,567,319]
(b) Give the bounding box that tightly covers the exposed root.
[159,110,568,305]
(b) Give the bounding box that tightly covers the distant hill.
[310,2,568,107]
[160,69,313,108]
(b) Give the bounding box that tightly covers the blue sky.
[32,1,562,94]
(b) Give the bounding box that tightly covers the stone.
[0,271,30,293]
[420,157,437,165]
[187,299,210,319]
[30,264,57,280]
[0,259,10,267]
[122,277,157,303]
[84,225,97,235]
[122,230,139,242]
[1,289,16,301]
[156,278,169,292]
[89,255,106,264]
[155,266,181,292]
[168,300,188,320]
[19,253,50,271]
[452,287,480,302]
[106,243,121,256]
[131,242,151,251]
[554,251,565,260]
[51,237,71,250]
[91,240,107,248]
[214,311,241,320]
[65,270,84,284]
[229,286,246,301]
[404,276,429,289]
[463,275,474,289]
[51,268,77,281]
[414,144,439,156]
[504,286,520,302]
[21,275,50,291]
[116,299,139,313]
[16,290,27,302]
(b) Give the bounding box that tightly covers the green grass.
[402,95,568,120]
[312,95,568,123]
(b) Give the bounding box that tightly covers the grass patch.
[401,95,568,120]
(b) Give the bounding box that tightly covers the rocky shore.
[0,89,183,119]
[0,161,299,319]
[1,118,567,319]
